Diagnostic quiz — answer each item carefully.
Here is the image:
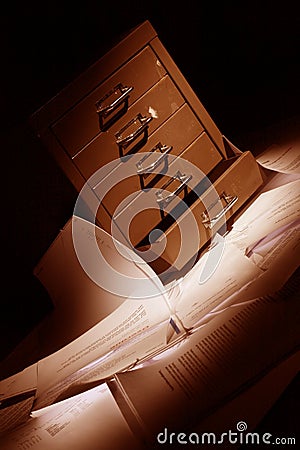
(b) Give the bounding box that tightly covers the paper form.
[0,384,143,450]
[113,269,300,441]
[173,241,263,329]
[0,364,37,401]
[0,364,37,435]
[224,179,300,274]
[34,315,171,410]
[228,179,300,238]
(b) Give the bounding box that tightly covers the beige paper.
[0,384,143,450]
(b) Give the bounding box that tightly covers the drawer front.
[73,75,185,181]
[112,132,223,246]
[93,105,215,216]
[153,151,263,269]
[51,47,166,157]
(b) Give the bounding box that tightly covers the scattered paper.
[257,139,300,174]
[0,384,142,450]
[0,364,37,435]
[174,241,263,329]
[227,179,300,250]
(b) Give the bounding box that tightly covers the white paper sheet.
[173,241,263,329]
[34,315,171,410]
[227,179,300,251]
[25,215,175,410]
[0,384,143,450]
[257,139,300,174]
[0,364,37,401]
[0,364,37,435]
[113,269,300,440]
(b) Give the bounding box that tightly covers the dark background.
[1,0,299,441]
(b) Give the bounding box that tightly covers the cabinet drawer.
[73,75,185,181]
[93,105,217,215]
[112,151,262,270]
[112,132,223,246]
[149,151,263,269]
[51,46,166,157]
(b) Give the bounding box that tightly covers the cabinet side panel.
[150,37,226,157]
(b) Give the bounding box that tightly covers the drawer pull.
[116,113,153,156]
[96,83,133,130]
[201,192,238,229]
[136,142,172,175]
[156,171,192,210]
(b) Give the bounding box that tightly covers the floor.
[1,0,299,442]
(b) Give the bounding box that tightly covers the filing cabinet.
[30,21,263,275]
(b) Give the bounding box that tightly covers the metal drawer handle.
[96,83,133,130]
[96,84,133,116]
[136,142,172,175]
[201,192,238,229]
[115,113,152,155]
[156,171,192,210]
